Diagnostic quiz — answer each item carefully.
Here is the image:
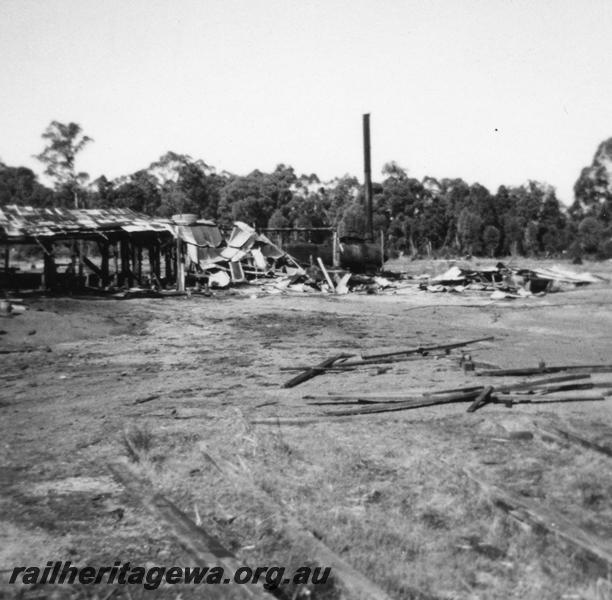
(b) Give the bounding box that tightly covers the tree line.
[1,121,611,259]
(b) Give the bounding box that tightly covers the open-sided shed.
[0,205,176,290]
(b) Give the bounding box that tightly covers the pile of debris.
[177,220,297,288]
[176,223,403,296]
[417,263,606,299]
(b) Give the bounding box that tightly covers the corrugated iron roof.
[0,205,175,241]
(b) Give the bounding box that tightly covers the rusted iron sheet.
[0,204,173,241]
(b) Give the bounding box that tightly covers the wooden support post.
[100,241,109,288]
[137,245,143,282]
[131,241,138,285]
[3,244,9,272]
[77,240,84,279]
[112,243,119,286]
[153,244,161,280]
[317,256,335,292]
[165,246,173,283]
[380,229,385,269]
[147,246,154,284]
[81,255,103,278]
[41,241,56,290]
[120,238,131,287]
[176,236,185,292]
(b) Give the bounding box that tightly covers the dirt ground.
[2,259,612,600]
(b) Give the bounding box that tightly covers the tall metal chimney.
[363,113,374,242]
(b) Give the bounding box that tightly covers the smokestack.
[363,113,373,242]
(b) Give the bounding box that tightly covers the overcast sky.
[1,0,612,204]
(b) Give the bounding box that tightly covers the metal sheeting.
[0,205,173,241]
[176,224,223,248]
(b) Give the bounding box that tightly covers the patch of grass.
[115,408,612,600]
[122,424,153,463]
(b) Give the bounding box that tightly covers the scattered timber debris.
[282,336,494,388]
[305,373,612,417]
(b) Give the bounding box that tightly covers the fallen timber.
[0,345,51,354]
[317,375,612,417]
[198,445,397,600]
[324,391,481,416]
[360,335,495,361]
[439,461,612,570]
[319,372,593,401]
[281,351,454,372]
[535,424,612,458]
[478,364,612,377]
[493,392,609,406]
[282,336,494,387]
[324,393,610,416]
[282,353,354,389]
[108,462,271,599]
[307,373,593,403]
[466,386,494,413]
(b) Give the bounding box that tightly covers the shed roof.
[0,205,176,242]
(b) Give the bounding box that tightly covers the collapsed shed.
[0,205,299,292]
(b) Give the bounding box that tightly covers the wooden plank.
[201,454,397,600]
[466,386,494,413]
[108,462,270,598]
[316,385,487,400]
[361,335,495,361]
[133,394,161,405]
[120,238,131,287]
[308,374,592,404]
[535,424,612,458]
[478,364,612,377]
[282,353,353,388]
[0,345,50,354]
[325,390,482,417]
[498,373,591,391]
[286,350,457,371]
[100,241,110,286]
[316,257,335,292]
[265,510,397,600]
[250,417,344,425]
[494,392,608,405]
[81,255,103,278]
[445,462,612,568]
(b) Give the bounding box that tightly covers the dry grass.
[116,408,612,599]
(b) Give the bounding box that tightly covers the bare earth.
[2,259,612,599]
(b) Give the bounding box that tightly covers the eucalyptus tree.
[34,121,93,208]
